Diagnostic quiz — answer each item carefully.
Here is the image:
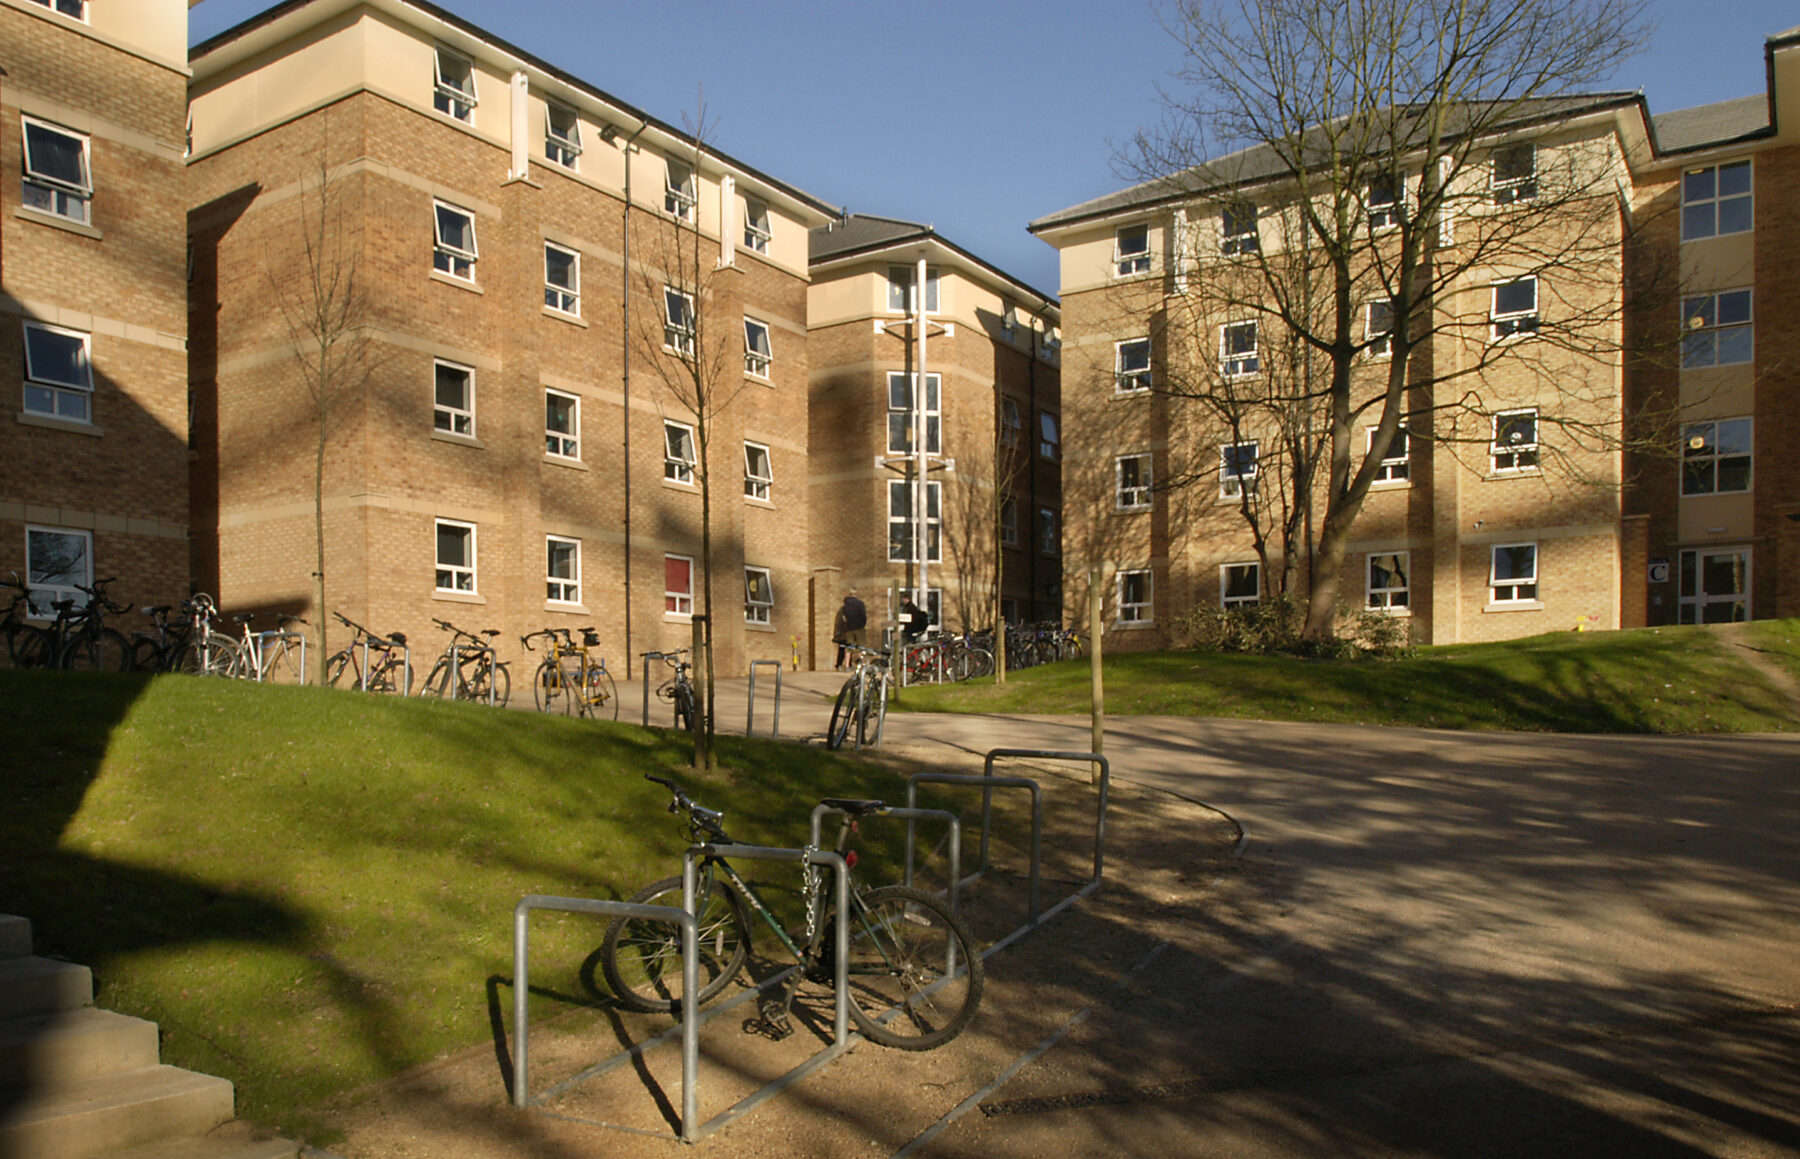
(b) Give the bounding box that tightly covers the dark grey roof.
[1029,93,1641,233]
[1774,24,1800,43]
[809,214,1058,309]
[1651,94,1771,155]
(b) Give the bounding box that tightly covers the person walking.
[900,596,929,643]
[832,590,866,669]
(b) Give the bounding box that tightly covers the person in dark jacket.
[832,590,866,669]
[900,597,929,643]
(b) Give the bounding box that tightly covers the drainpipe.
[915,253,929,618]
[620,118,647,678]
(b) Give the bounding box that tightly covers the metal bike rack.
[906,774,1043,922]
[896,638,946,688]
[447,641,498,704]
[252,630,307,684]
[746,659,782,737]
[981,750,1111,884]
[638,650,667,726]
[809,804,962,913]
[356,636,410,694]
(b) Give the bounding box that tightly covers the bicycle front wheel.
[532,658,565,713]
[600,874,752,1013]
[473,661,510,707]
[585,667,618,720]
[834,885,983,1051]
[10,624,54,669]
[263,638,307,685]
[826,679,856,750]
[178,636,241,678]
[672,684,697,733]
[423,656,453,698]
[59,627,133,673]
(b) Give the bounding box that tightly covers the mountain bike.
[522,627,615,718]
[599,774,983,1050]
[171,593,241,677]
[51,577,133,672]
[425,618,510,705]
[1,572,53,668]
[323,612,412,694]
[827,645,889,750]
[654,648,698,732]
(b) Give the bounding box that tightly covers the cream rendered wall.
[807,271,878,329]
[189,12,368,155]
[8,0,189,71]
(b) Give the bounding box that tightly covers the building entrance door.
[1678,547,1751,623]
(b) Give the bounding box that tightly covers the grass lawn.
[1,669,924,1144]
[895,621,1800,733]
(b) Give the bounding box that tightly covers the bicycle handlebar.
[644,773,730,842]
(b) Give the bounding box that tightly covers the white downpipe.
[915,254,929,618]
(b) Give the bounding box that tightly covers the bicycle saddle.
[820,797,888,816]
[387,632,407,645]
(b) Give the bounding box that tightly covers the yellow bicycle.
[522,627,617,719]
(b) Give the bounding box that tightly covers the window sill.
[1681,230,1753,245]
[546,601,589,615]
[1483,600,1543,613]
[543,306,587,327]
[15,206,103,240]
[1115,619,1156,630]
[662,477,697,491]
[430,269,484,294]
[544,453,587,470]
[1113,387,1152,399]
[1485,467,1541,481]
[1366,606,1413,617]
[431,429,484,449]
[744,373,774,387]
[745,620,776,633]
[1369,478,1411,491]
[18,412,103,437]
[1115,505,1152,515]
[433,590,487,605]
[664,612,694,623]
[745,496,775,510]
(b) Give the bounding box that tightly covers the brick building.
[186,0,837,679]
[0,0,190,621]
[807,215,1061,638]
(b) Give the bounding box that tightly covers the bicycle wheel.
[858,676,886,747]
[672,683,697,733]
[369,654,411,695]
[585,666,618,720]
[178,636,241,677]
[600,873,752,1013]
[830,885,983,1051]
[130,636,166,674]
[323,648,353,687]
[263,638,307,685]
[826,679,856,750]
[10,624,54,669]
[59,627,133,672]
[532,658,565,713]
[422,656,453,698]
[469,661,510,707]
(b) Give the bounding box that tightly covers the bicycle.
[522,627,616,718]
[599,773,983,1051]
[826,645,889,750]
[426,618,510,706]
[129,601,189,673]
[51,577,133,672]
[323,612,412,694]
[171,593,242,677]
[1,572,54,668]
[653,648,699,732]
[228,611,309,684]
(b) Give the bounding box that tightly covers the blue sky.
[189,1,1799,299]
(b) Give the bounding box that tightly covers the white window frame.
[544,102,581,168]
[21,321,93,423]
[433,359,474,438]
[1116,453,1153,511]
[24,525,92,619]
[665,554,694,617]
[1490,143,1537,205]
[1115,338,1152,393]
[1220,202,1259,255]
[663,287,695,356]
[1000,397,1022,447]
[1682,160,1753,242]
[1491,409,1539,473]
[743,317,772,378]
[1114,224,1150,276]
[743,198,771,254]
[1117,569,1154,624]
[1221,562,1260,608]
[1366,299,1395,358]
[664,420,696,485]
[887,481,943,563]
[1367,174,1400,231]
[1490,276,1539,340]
[744,441,772,501]
[432,200,478,281]
[27,0,88,20]
[1367,552,1410,610]
[546,535,581,605]
[1039,410,1060,461]
[1681,417,1753,496]
[1038,507,1059,557]
[664,157,697,221]
[541,242,579,315]
[1220,320,1259,377]
[1368,425,1410,484]
[886,372,941,455]
[432,46,477,123]
[886,266,941,314]
[20,116,92,225]
[744,566,774,625]
[1000,496,1018,547]
[1489,542,1538,604]
[1220,441,1259,498]
[1681,289,1752,369]
[544,388,579,459]
[435,519,477,594]
[1678,547,1751,624]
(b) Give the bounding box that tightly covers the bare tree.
[1116,0,1667,638]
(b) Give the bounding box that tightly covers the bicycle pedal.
[744,1012,793,1040]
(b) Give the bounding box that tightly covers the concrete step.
[0,1007,161,1087]
[0,1064,235,1159]
[111,1121,304,1159]
[0,958,92,1022]
[0,915,31,960]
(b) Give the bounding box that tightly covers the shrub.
[1174,594,1413,660]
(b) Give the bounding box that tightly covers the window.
[433,201,478,280]
[1001,597,1021,625]
[1490,543,1538,603]
[664,420,695,484]
[1681,289,1752,368]
[1221,562,1260,608]
[1116,338,1152,393]
[744,441,772,501]
[1491,409,1538,472]
[1039,410,1060,460]
[744,198,771,254]
[1221,202,1259,254]
[1490,277,1538,338]
[22,322,93,422]
[1115,224,1150,275]
[1367,174,1399,230]
[433,47,476,122]
[435,520,476,593]
[546,536,580,604]
[545,103,580,167]
[27,0,87,18]
[1000,496,1018,546]
[1116,454,1153,510]
[1366,299,1395,358]
[665,554,694,617]
[1000,397,1022,447]
[1368,425,1410,483]
[1491,144,1536,204]
[1367,552,1409,610]
[1118,570,1153,623]
[743,317,772,378]
[1038,507,1059,556]
[21,117,91,225]
[433,360,474,437]
[887,481,942,562]
[1679,548,1750,623]
[544,243,579,314]
[1682,161,1752,241]
[886,372,941,455]
[886,266,940,314]
[663,288,695,355]
[25,526,90,618]
[1002,301,1018,338]
[545,389,579,459]
[1221,320,1259,376]
[664,157,696,221]
[1220,441,1259,498]
[744,566,774,625]
[1681,418,1752,496]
